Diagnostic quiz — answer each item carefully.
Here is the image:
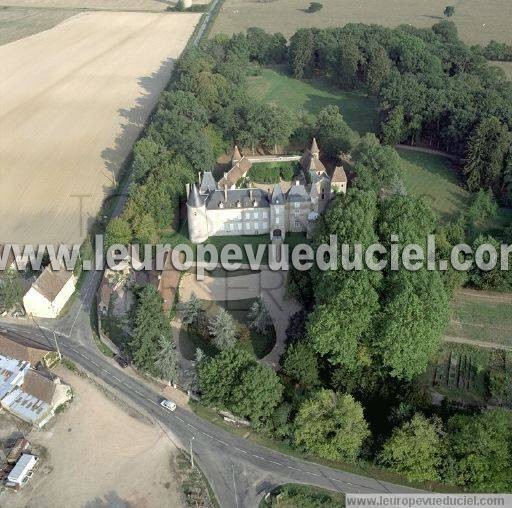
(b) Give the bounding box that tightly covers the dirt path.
[443,334,512,351]
[455,288,512,303]
[395,143,462,162]
[180,267,300,368]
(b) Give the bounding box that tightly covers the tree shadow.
[421,14,444,20]
[83,490,129,508]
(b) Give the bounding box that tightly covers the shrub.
[306,2,323,13]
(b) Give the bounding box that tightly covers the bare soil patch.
[0,366,185,508]
[0,11,199,245]
[212,0,512,46]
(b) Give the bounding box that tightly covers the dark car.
[114,355,129,368]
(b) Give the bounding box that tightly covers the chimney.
[185,183,190,196]
[249,183,253,201]
[295,180,300,186]
[198,171,202,184]
[224,185,228,202]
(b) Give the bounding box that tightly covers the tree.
[208,308,237,349]
[315,105,357,158]
[463,116,510,192]
[258,103,296,153]
[379,414,443,482]
[294,390,370,461]
[306,2,323,13]
[105,217,132,250]
[289,29,316,78]
[282,342,320,387]
[444,5,455,17]
[155,337,180,384]
[198,348,283,426]
[130,285,172,374]
[182,292,202,327]
[331,36,362,89]
[248,297,272,334]
[380,106,406,145]
[445,409,512,491]
[0,268,24,313]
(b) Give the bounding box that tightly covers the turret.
[187,184,209,243]
[232,145,242,165]
[311,138,319,159]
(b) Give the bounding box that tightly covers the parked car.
[113,355,129,368]
[160,399,177,411]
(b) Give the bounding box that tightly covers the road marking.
[101,369,110,374]
[200,432,213,439]
[175,416,184,422]
[268,460,282,466]
[252,454,264,460]
[112,376,121,382]
[287,466,301,471]
[305,471,320,477]
[187,423,197,430]
[90,360,99,367]
[234,447,247,454]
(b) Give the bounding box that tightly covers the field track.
[0,11,200,246]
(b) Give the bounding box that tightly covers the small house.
[23,265,76,318]
[6,453,37,487]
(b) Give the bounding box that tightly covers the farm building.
[6,453,38,487]
[23,265,76,318]
[0,333,71,427]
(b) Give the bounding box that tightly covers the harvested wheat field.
[0,11,199,246]
[212,0,512,46]
[0,0,171,10]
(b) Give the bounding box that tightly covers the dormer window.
[236,200,241,208]
[219,202,224,209]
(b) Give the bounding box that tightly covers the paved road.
[0,268,423,507]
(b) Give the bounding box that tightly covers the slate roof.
[270,184,285,205]
[32,265,74,302]
[287,183,309,202]
[199,171,217,194]
[187,184,204,208]
[206,189,270,210]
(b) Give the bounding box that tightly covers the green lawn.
[260,484,345,508]
[179,298,276,360]
[398,149,470,222]
[248,66,379,135]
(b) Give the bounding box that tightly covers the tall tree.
[379,414,443,482]
[182,292,202,327]
[130,285,172,374]
[155,337,180,384]
[315,105,358,158]
[289,29,316,78]
[446,409,512,491]
[294,390,370,461]
[282,342,320,387]
[208,308,238,349]
[463,116,510,192]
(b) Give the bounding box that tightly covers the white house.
[23,265,76,318]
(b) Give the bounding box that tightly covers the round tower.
[187,184,209,244]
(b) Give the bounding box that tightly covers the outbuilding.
[6,453,37,486]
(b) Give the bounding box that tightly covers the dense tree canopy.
[294,390,370,461]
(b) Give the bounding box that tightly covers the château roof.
[311,137,319,156]
[232,145,242,162]
[206,188,270,210]
[218,157,252,188]
[331,165,347,183]
[187,183,204,208]
[270,184,285,205]
[199,171,216,194]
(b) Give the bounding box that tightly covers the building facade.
[187,139,347,243]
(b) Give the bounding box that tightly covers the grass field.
[0,7,78,46]
[446,290,512,348]
[398,149,470,222]
[179,298,276,359]
[0,11,199,245]
[212,0,512,46]
[490,60,512,80]
[248,67,379,135]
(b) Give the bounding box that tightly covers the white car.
[160,399,177,411]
